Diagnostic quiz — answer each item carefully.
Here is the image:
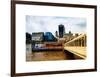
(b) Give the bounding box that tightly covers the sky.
[26,15,86,36]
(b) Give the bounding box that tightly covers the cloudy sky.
[26,15,86,36]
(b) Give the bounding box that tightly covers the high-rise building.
[58,24,65,38]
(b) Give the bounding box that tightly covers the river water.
[26,44,81,61]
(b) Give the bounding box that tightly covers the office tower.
[58,24,65,38]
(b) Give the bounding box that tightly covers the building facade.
[44,32,57,42]
[63,31,74,42]
[58,24,65,38]
[26,32,31,44]
[32,32,44,42]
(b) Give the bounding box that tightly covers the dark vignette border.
[11,0,97,77]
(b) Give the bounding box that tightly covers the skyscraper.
[58,24,65,38]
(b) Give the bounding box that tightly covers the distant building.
[26,32,31,44]
[55,31,58,37]
[58,38,66,44]
[32,32,44,48]
[58,24,65,38]
[32,32,58,50]
[74,33,79,37]
[64,31,73,42]
[32,32,44,42]
[44,32,57,42]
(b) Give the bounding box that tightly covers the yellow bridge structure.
[64,34,87,59]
